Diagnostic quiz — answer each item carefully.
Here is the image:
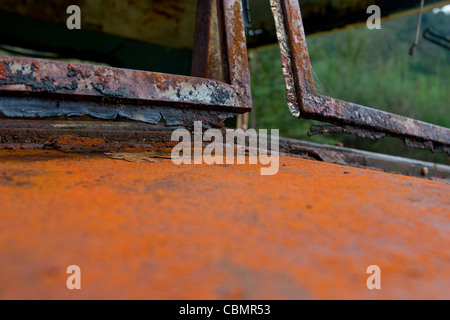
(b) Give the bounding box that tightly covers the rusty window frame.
[271,0,450,154]
[0,0,252,125]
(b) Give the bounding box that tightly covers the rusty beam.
[271,0,450,154]
[191,0,227,81]
[0,0,252,124]
[0,57,240,107]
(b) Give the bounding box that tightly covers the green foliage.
[249,11,449,164]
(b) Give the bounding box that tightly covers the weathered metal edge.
[277,137,450,182]
[1,119,448,181]
[0,95,236,127]
[271,0,450,154]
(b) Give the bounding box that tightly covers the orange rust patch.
[0,150,448,299]
[31,61,40,70]
[0,62,8,79]
[67,64,80,71]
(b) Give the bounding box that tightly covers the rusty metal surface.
[0,56,240,109]
[1,119,449,181]
[271,0,450,154]
[222,0,253,107]
[0,120,179,152]
[0,0,252,124]
[0,149,449,299]
[308,125,390,141]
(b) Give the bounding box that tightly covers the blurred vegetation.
[249,11,449,164]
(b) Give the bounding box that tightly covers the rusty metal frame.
[0,0,252,126]
[271,0,450,154]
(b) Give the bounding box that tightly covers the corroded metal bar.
[191,0,226,81]
[221,0,253,108]
[0,57,240,108]
[0,0,252,124]
[269,0,300,118]
[271,0,450,154]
